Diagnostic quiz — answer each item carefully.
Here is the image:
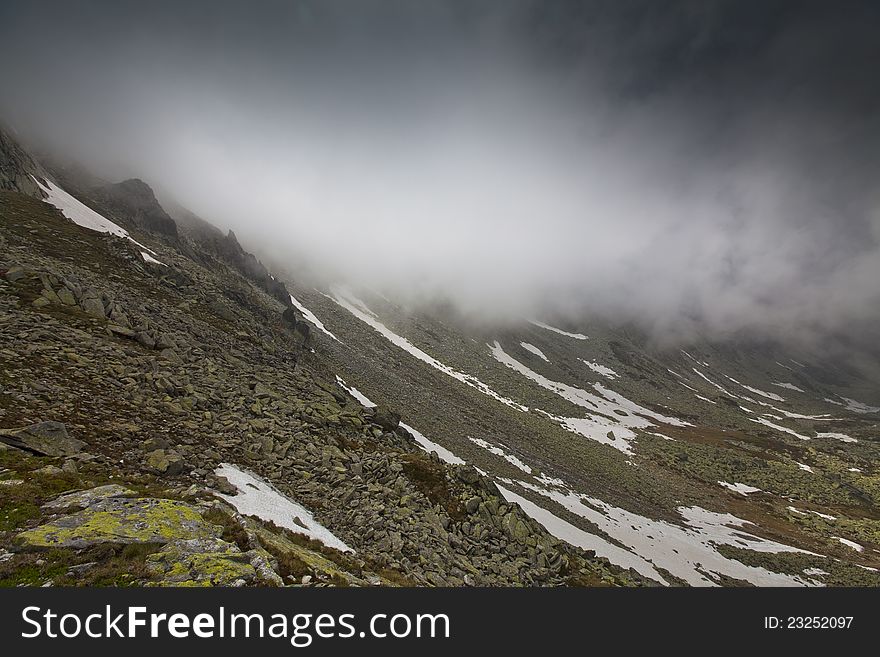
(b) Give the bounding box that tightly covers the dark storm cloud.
[1,1,879,352]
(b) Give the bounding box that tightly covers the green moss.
[14,498,220,549]
[147,545,255,586]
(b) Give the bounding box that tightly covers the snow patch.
[403,423,466,465]
[140,251,165,266]
[834,537,864,552]
[718,481,762,495]
[497,483,667,584]
[510,478,816,587]
[529,320,588,340]
[214,463,351,552]
[491,342,688,454]
[750,417,813,441]
[580,359,618,379]
[520,342,549,362]
[840,397,880,414]
[725,376,786,402]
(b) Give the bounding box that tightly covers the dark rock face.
[199,229,292,307]
[92,178,178,237]
[0,126,48,198]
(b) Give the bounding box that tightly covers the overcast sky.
[2,0,879,352]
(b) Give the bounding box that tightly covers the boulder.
[373,406,401,431]
[0,421,85,456]
[146,449,185,475]
[42,484,136,512]
[14,497,221,550]
[80,297,106,319]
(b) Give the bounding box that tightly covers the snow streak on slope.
[773,382,805,392]
[290,294,339,342]
[334,376,464,464]
[215,463,351,552]
[750,417,812,441]
[840,397,880,414]
[520,342,549,362]
[725,376,786,401]
[817,432,857,443]
[469,437,532,474]
[529,320,588,340]
[33,177,158,254]
[331,291,527,411]
[490,341,687,454]
[580,359,618,379]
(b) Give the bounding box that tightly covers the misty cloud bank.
[1,1,879,351]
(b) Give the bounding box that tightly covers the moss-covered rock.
[146,538,255,586]
[42,484,136,512]
[14,497,220,550]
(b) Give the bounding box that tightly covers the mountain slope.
[0,129,642,587]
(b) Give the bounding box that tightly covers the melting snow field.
[337,379,814,587]
[490,342,688,454]
[33,177,158,255]
[580,359,618,379]
[520,342,549,362]
[718,481,763,495]
[331,290,527,411]
[497,483,665,583]
[510,477,816,586]
[529,320,588,340]
[215,463,351,552]
[290,294,340,341]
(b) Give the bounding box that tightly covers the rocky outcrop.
[0,125,48,198]
[91,178,178,237]
[14,497,219,550]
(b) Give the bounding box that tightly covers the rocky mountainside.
[1,126,878,588]
[0,130,640,587]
